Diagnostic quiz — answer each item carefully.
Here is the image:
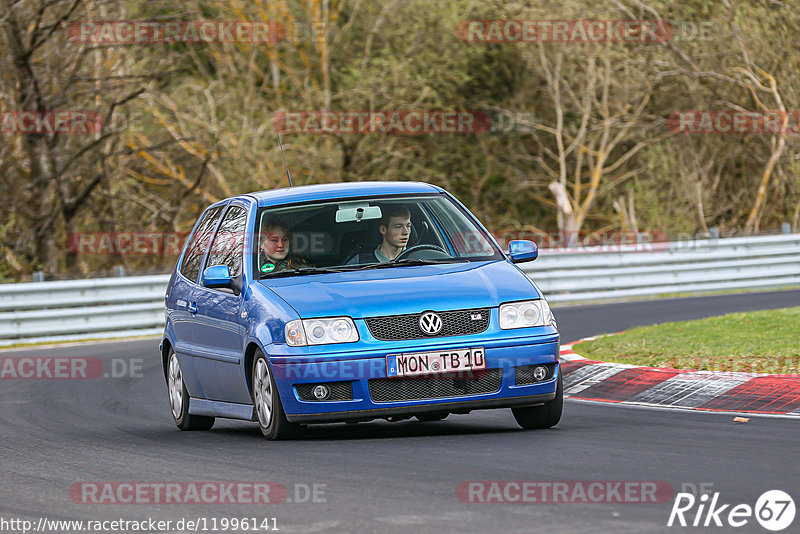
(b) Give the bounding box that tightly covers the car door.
[190,202,251,404]
[167,204,225,397]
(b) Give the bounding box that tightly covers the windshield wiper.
[261,259,463,277]
[357,258,461,270]
[260,266,354,279]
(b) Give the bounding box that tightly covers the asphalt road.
[1,290,798,533]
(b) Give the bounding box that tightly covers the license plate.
[386,347,485,378]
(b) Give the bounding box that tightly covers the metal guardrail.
[525,233,800,302]
[0,275,169,346]
[0,234,798,345]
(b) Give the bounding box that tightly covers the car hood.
[258,260,541,318]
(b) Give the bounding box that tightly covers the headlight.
[499,300,553,329]
[285,317,359,346]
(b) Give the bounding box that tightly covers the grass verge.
[572,307,800,374]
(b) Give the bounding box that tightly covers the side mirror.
[508,240,538,263]
[202,265,233,288]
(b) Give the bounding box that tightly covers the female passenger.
[258,218,307,273]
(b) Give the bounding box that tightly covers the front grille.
[515,363,557,386]
[295,381,354,401]
[365,308,491,341]
[368,369,502,402]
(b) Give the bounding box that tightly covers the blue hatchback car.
[161,181,561,439]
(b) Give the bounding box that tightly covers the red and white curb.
[559,337,800,417]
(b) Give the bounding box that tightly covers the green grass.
[572,307,800,374]
[548,285,800,307]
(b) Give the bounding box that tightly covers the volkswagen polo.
[161,181,561,439]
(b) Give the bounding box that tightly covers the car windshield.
[255,193,503,277]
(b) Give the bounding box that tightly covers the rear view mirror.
[335,202,382,223]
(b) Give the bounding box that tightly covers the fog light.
[533,366,548,381]
[312,384,330,400]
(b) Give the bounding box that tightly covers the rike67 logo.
[668,487,795,531]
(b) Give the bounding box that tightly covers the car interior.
[264,202,447,268]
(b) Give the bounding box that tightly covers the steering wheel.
[394,244,450,262]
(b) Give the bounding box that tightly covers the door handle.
[188,302,198,314]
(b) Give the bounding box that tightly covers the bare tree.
[525,43,668,233]
[0,0,172,275]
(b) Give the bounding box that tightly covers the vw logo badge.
[418,311,443,335]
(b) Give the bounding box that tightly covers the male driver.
[348,205,411,264]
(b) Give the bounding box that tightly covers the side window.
[179,206,223,283]
[205,206,247,279]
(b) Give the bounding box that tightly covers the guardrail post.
[782,222,791,234]
[709,227,719,239]
[32,271,45,282]
[113,265,126,277]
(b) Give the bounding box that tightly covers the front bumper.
[286,392,556,423]
[269,334,560,424]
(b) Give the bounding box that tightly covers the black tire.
[416,413,449,422]
[512,372,563,430]
[252,350,299,440]
[166,349,215,431]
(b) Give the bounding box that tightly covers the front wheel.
[167,350,214,431]
[512,372,563,430]
[252,350,299,440]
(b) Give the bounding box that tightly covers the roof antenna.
[277,132,293,187]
